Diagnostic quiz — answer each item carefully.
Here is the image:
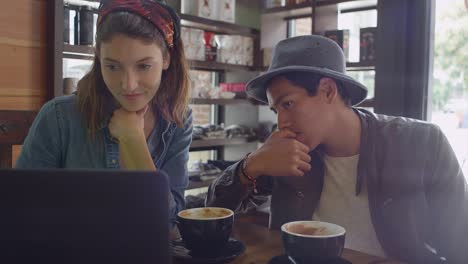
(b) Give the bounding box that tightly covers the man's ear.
[317,77,338,104]
[163,52,171,70]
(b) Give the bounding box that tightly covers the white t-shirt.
[312,154,387,257]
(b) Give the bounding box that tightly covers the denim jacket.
[16,95,193,224]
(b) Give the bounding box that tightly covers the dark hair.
[279,72,352,106]
[77,11,190,136]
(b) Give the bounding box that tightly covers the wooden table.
[173,219,404,264]
[223,221,402,264]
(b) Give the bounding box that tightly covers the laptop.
[0,169,171,264]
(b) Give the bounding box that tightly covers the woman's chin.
[120,103,147,112]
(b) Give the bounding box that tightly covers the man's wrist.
[244,153,261,179]
[239,153,258,193]
[238,167,251,186]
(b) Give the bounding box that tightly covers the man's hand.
[244,129,312,178]
[108,105,148,143]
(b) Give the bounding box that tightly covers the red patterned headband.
[98,0,175,48]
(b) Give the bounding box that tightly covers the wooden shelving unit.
[56,2,262,97]
[53,0,380,191]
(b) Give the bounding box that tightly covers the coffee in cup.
[281,221,346,263]
[176,207,234,255]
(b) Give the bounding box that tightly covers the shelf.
[190,98,249,105]
[189,60,256,72]
[316,0,375,8]
[190,137,256,149]
[63,44,94,60]
[180,14,259,37]
[64,0,99,11]
[63,44,94,54]
[262,0,372,17]
[346,62,375,71]
[261,62,375,72]
[187,179,214,190]
[262,2,313,15]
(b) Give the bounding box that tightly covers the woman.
[16,0,192,223]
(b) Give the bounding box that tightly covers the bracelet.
[240,153,258,194]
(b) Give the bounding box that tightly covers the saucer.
[172,237,245,264]
[268,254,352,264]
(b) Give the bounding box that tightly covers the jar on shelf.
[74,8,79,45]
[79,6,94,46]
[64,5,70,44]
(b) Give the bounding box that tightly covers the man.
[206,35,468,263]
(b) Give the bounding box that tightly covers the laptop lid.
[0,169,171,264]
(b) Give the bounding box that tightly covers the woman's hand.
[108,105,148,142]
[109,104,156,170]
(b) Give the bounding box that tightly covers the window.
[337,1,377,63]
[63,58,93,79]
[337,0,377,111]
[346,70,375,99]
[430,0,468,176]
[287,16,312,38]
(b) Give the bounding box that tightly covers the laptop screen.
[0,169,171,264]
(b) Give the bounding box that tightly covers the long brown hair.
[77,12,190,136]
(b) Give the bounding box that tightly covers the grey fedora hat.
[246,35,368,106]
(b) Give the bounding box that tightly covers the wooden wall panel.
[0,45,48,96]
[0,0,48,111]
[0,97,45,111]
[0,0,47,47]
